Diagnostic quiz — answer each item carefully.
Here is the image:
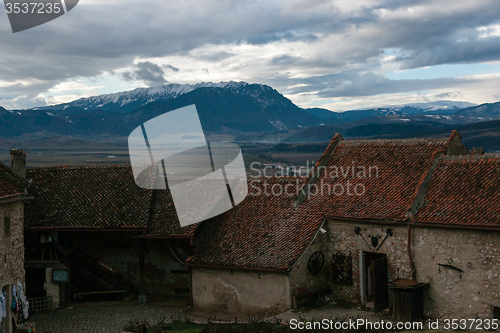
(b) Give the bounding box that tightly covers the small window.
[331,252,353,285]
[494,306,500,320]
[171,269,189,274]
[4,216,11,238]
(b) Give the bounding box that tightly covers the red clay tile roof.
[313,137,452,221]
[25,165,152,229]
[187,133,464,269]
[0,161,27,200]
[189,177,325,270]
[415,155,500,227]
[25,165,202,236]
[144,189,200,238]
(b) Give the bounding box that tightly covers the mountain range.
[304,100,476,122]
[37,81,251,113]
[8,82,324,138]
[3,81,500,152]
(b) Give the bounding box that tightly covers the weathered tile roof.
[24,130,482,271]
[0,161,27,200]
[315,136,453,221]
[144,189,199,238]
[187,133,467,270]
[25,165,152,229]
[189,177,325,270]
[415,155,500,227]
[25,165,203,236]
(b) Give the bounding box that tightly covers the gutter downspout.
[189,266,193,307]
[407,224,416,280]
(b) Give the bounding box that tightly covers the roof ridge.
[27,164,131,171]
[442,154,500,160]
[444,129,460,148]
[0,160,28,195]
[414,148,500,227]
[406,148,446,221]
[342,137,449,145]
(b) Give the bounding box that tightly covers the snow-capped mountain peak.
[48,81,251,113]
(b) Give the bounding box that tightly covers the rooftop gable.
[415,154,500,227]
[25,165,152,230]
[143,189,199,238]
[189,177,324,270]
[300,131,466,222]
[25,164,204,236]
[0,161,27,201]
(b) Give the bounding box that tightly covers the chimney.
[10,149,26,178]
[470,147,485,155]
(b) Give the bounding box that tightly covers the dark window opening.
[171,269,189,274]
[494,306,500,320]
[4,217,10,239]
[331,252,353,285]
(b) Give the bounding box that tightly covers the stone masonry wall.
[325,220,412,304]
[289,228,331,291]
[412,227,500,319]
[192,268,290,316]
[0,201,25,288]
[0,201,25,333]
[325,219,500,319]
[45,268,60,308]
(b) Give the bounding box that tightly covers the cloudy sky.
[1,0,500,111]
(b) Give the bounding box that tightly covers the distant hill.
[453,102,500,119]
[281,124,341,143]
[343,121,448,138]
[285,102,500,144]
[36,82,250,113]
[303,100,476,124]
[0,84,324,139]
[122,86,322,134]
[3,81,500,146]
[294,118,500,152]
[303,108,337,119]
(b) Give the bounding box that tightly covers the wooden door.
[373,255,389,312]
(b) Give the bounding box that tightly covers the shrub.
[122,319,150,333]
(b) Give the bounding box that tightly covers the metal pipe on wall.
[407,224,416,280]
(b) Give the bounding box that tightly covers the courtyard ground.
[27,298,391,333]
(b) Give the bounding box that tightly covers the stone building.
[21,130,500,319]
[410,154,500,319]
[234,129,499,319]
[24,165,195,307]
[187,177,328,315]
[186,131,472,316]
[0,150,29,333]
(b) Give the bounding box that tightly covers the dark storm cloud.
[0,0,355,96]
[122,62,168,86]
[2,0,500,107]
[268,71,481,98]
[269,55,301,66]
[163,64,180,72]
[397,37,500,69]
[245,31,320,45]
